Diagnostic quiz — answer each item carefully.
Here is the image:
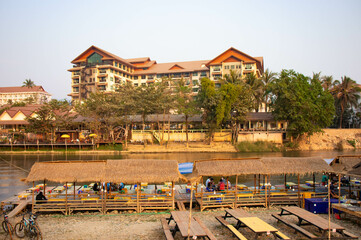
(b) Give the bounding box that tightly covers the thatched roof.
[329,155,361,175]
[25,161,106,183]
[191,157,332,177]
[25,159,186,184]
[261,157,332,175]
[103,159,186,184]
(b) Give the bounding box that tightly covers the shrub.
[236,141,280,152]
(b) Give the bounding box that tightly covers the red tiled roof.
[0,120,29,125]
[0,86,49,94]
[126,57,151,63]
[134,60,209,75]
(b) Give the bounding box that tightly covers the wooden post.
[200,177,204,211]
[73,182,76,200]
[226,177,229,190]
[188,182,194,239]
[65,182,68,215]
[235,175,238,209]
[43,179,46,198]
[284,174,287,192]
[268,174,271,207]
[258,174,261,193]
[171,181,175,210]
[253,175,256,194]
[263,175,268,208]
[31,181,35,213]
[328,178,331,239]
[313,173,316,193]
[136,183,140,213]
[297,175,301,207]
[348,176,351,198]
[338,175,341,203]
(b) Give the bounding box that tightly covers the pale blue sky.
[0,0,360,99]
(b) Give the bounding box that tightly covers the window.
[87,52,103,65]
[192,88,199,93]
[141,75,146,79]
[134,76,138,80]
[193,72,198,76]
[224,66,229,69]
[231,65,235,69]
[115,62,118,67]
[245,64,252,70]
[110,77,114,82]
[141,83,146,86]
[134,83,138,87]
[184,73,189,77]
[200,71,207,77]
[192,80,198,86]
[119,64,122,69]
[157,74,162,78]
[73,87,79,92]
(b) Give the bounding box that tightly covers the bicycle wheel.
[1,221,13,233]
[28,225,42,240]
[34,225,42,240]
[14,222,26,238]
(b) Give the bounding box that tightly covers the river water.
[1,149,360,201]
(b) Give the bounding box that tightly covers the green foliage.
[236,141,280,152]
[283,141,299,149]
[97,144,123,151]
[347,139,356,148]
[271,69,335,139]
[22,79,35,88]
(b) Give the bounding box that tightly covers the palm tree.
[22,79,35,88]
[321,75,339,91]
[331,76,361,128]
[222,70,242,85]
[244,73,264,112]
[260,69,277,112]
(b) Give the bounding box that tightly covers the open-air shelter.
[191,157,333,211]
[25,159,185,214]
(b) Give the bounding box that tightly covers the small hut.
[191,157,333,211]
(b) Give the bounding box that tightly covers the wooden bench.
[160,217,174,240]
[193,216,217,240]
[272,214,317,239]
[176,201,186,211]
[274,231,290,239]
[343,231,358,239]
[215,216,248,240]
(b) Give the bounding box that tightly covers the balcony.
[213,68,221,72]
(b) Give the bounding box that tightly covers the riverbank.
[3,207,360,239]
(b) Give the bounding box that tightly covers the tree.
[22,79,35,88]
[244,73,264,112]
[197,77,222,144]
[331,76,361,128]
[271,69,335,140]
[260,69,277,112]
[222,69,242,85]
[217,82,253,144]
[174,78,200,147]
[321,75,338,91]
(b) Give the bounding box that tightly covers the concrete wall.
[130,130,283,143]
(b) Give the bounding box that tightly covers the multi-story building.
[0,86,52,105]
[68,46,263,102]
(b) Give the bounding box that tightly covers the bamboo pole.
[137,183,140,213]
[265,175,268,208]
[235,175,238,209]
[200,177,203,211]
[328,178,331,240]
[313,173,316,193]
[348,176,351,198]
[258,174,260,193]
[32,181,34,213]
[73,182,76,200]
[253,175,256,194]
[43,179,46,198]
[268,174,271,207]
[297,175,301,207]
[284,174,287,192]
[338,175,341,203]
[65,182,68,215]
[187,182,194,240]
[171,181,175,210]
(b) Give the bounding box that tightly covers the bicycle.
[1,213,14,239]
[14,212,42,240]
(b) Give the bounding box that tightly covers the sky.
[0,0,360,100]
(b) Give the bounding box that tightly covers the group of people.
[205,177,231,192]
[92,182,125,193]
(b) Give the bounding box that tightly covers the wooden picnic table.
[280,206,346,237]
[167,211,208,239]
[223,209,280,238]
[332,203,361,219]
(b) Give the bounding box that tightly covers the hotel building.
[0,86,52,106]
[68,46,264,102]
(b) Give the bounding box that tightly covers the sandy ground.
[2,206,360,240]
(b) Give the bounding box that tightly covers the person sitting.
[205,177,211,190]
[119,182,125,192]
[92,182,99,193]
[321,174,328,186]
[217,179,225,191]
[206,178,214,192]
[36,191,47,204]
